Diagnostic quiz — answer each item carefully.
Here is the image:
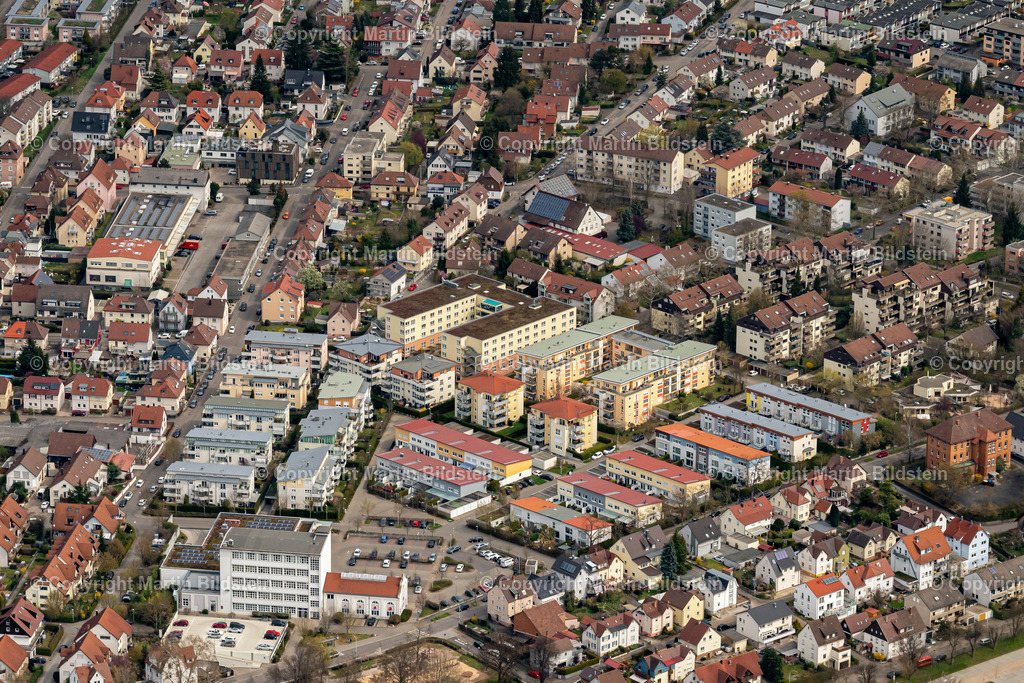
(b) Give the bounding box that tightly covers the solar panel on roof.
[529,193,571,222]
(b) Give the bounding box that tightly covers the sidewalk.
[953,647,1024,683]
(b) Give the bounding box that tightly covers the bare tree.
[148,641,206,683]
[1007,606,1024,638]
[898,632,924,679]
[534,636,558,683]
[274,639,330,683]
[422,645,462,683]
[855,662,876,683]
[479,630,525,683]
[374,638,425,683]
[939,622,965,659]
[965,625,982,658]
[981,622,1000,648]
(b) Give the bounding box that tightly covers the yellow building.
[219,362,310,410]
[395,418,532,484]
[605,449,711,502]
[455,371,525,429]
[527,397,598,456]
[702,147,759,198]
[370,171,419,202]
[556,472,662,527]
[396,235,434,274]
[664,588,704,627]
[377,274,572,361]
[56,207,96,248]
[260,273,305,324]
[315,172,354,202]
[239,112,267,140]
[0,377,11,410]
[593,339,716,429]
[517,316,638,402]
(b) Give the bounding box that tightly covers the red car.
[408,283,417,291]
[291,16,297,23]
[528,673,540,679]
[352,88,359,95]
[365,99,371,105]
[341,114,347,120]
[877,450,889,458]
[213,622,228,629]
[173,620,189,627]
[265,630,281,639]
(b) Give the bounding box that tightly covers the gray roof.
[1005,410,1024,444]
[702,569,735,594]
[131,167,210,187]
[334,333,402,357]
[202,396,291,414]
[71,112,110,134]
[535,175,579,199]
[235,212,272,241]
[747,383,873,423]
[184,427,272,445]
[684,517,722,544]
[527,191,573,222]
[372,262,407,283]
[911,583,964,611]
[299,409,355,437]
[167,461,254,480]
[221,524,330,555]
[759,547,800,576]
[696,193,753,213]
[698,403,816,437]
[277,445,336,483]
[245,329,328,347]
[743,599,793,625]
[935,52,984,72]
[858,85,914,118]
[391,353,456,375]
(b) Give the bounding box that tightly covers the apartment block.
[516,316,638,403]
[904,200,994,262]
[592,339,716,429]
[298,408,361,461]
[823,323,923,386]
[163,462,257,507]
[244,330,329,373]
[767,181,851,232]
[604,449,711,502]
[700,147,760,198]
[555,472,662,526]
[736,237,827,302]
[527,397,598,456]
[387,354,457,410]
[853,262,992,334]
[456,372,526,429]
[276,445,341,511]
[926,408,1011,478]
[746,383,875,437]
[574,136,688,195]
[183,428,273,469]
[983,17,1024,67]
[651,275,746,338]
[219,362,310,410]
[375,447,490,500]
[693,193,757,240]
[200,397,291,438]
[654,424,772,485]
[509,497,613,546]
[698,403,818,462]
[736,291,836,364]
[395,418,533,484]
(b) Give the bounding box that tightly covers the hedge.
[36,625,63,656]
[556,657,599,674]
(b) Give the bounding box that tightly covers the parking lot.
[164,614,286,667]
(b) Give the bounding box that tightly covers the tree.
[514,0,527,21]
[17,339,47,376]
[1004,203,1023,244]
[759,649,784,683]
[246,177,261,196]
[396,141,424,167]
[715,65,724,86]
[533,637,558,683]
[618,207,635,242]
[581,0,597,21]
[478,631,524,683]
[659,541,678,579]
[974,78,986,97]
[937,621,964,659]
[851,110,869,138]
[600,68,628,94]
[789,270,804,297]
[285,31,315,71]
[656,72,667,89]
[954,171,972,207]
[296,264,325,290]
[250,54,273,100]
[107,463,121,482]
[898,631,924,680]
[157,158,170,168]
[710,119,742,153]
[493,249,515,279]
[833,167,843,190]
[855,664,876,683]
[147,65,170,91]
[696,122,708,142]
[43,591,67,621]
[68,483,92,504]
[495,47,522,90]
[644,53,654,75]
[828,504,840,527]
[965,625,982,657]
[273,639,329,683]
[528,0,543,22]
[493,0,512,21]
[210,181,220,201]
[866,50,876,68]
[318,41,348,85]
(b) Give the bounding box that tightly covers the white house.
[797,615,852,670]
[844,85,914,137]
[755,547,801,594]
[581,612,641,656]
[794,575,853,620]
[735,600,794,648]
[698,569,737,616]
[719,496,774,538]
[860,608,928,661]
[890,527,953,586]
[944,517,989,571]
[840,558,894,606]
[322,572,408,618]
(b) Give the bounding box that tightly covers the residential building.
[244,330,328,373]
[963,556,1024,606]
[219,362,310,410]
[904,199,994,262]
[767,181,851,232]
[794,575,854,620]
[509,497,613,547]
[925,409,1010,478]
[736,290,836,364]
[797,615,852,670]
[736,601,795,648]
[276,445,340,511]
[386,354,457,410]
[395,418,533,484]
[604,450,711,502]
[746,383,875,438]
[163,462,257,506]
[527,397,598,456]
[655,424,772,484]
[456,372,526,429]
[822,323,924,386]
[944,517,989,571]
[558,472,662,527]
[698,403,817,462]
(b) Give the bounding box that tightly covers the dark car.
[29,657,46,665]
[439,600,449,608]
[240,302,247,312]
[717,395,729,403]
[271,619,287,627]
[632,434,645,442]
[399,559,408,568]
[387,550,396,559]
[715,624,730,632]
[540,473,553,481]
[473,641,483,648]
[155,458,164,466]
[366,617,377,626]
[172,428,181,438]
[388,519,396,526]
[370,549,378,559]
[348,557,357,566]
[465,590,474,598]
[427,540,436,548]
[397,537,405,545]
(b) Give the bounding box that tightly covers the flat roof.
[747,382,873,423]
[214,239,259,280]
[376,447,490,485]
[319,371,369,399]
[163,513,318,570]
[557,471,661,507]
[107,193,195,244]
[444,297,571,340]
[380,274,529,319]
[697,403,817,438]
[245,330,328,347]
[655,424,771,462]
[184,427,272,444]
[400,419,531,466]
[202,396,290,413]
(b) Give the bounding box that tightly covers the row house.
[718,37,778,69]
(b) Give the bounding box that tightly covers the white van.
[215,192,224,202]
[304,168,315,179]
[342,127,350,135]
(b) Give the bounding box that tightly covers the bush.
[555,657,599,674]
[400,609,411,622]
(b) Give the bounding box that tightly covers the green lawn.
[903,634,1024,681]
[781,664,834,683]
